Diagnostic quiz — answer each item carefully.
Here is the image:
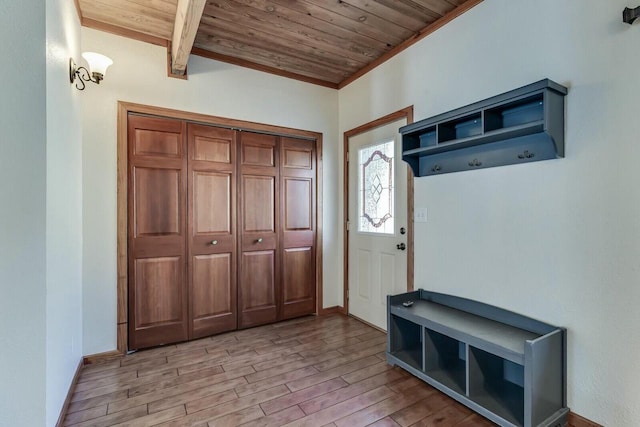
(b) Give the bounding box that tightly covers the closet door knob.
[256,238,263,243]
[211,240,218,245]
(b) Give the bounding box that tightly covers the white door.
[348,118,408,330]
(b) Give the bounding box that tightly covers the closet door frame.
[115,101,325,354]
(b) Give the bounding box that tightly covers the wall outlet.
[415,208,427,223]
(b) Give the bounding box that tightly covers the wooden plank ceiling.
[77,0,481,88]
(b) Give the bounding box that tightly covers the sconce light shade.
[70,52,113,90]
[81,52,113,80]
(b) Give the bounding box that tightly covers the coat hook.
[623,6,640,24]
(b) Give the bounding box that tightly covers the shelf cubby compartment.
[484,94,544,132]
[438,113,482,143]
[388,314,423,371]
[424,328,466,395]
[469,346,525,426]
[400,79,567,177]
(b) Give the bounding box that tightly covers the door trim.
[342,106,414,316]
[117,101,324,353]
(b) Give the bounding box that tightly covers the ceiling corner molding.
[337,0,484,89]
[171,0,207,76]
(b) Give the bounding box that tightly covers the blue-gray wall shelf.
[400,79,568,176]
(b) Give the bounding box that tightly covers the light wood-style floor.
[64,314,497,427]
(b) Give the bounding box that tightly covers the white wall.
[339,0,640,425]
[45,0,83,425]
[0,1,47,426]
[81,28,340,355]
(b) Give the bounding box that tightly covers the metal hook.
[623,6,640,24]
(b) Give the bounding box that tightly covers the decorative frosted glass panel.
[358,141,394,234]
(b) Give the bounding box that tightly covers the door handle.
[211,240,218,245]
[256,238,263,244]
[396,243,406,251]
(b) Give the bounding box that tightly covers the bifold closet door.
[187,124,237,339]
[280,137,316,319]
[238,132,279,328]
[128,115,188,350]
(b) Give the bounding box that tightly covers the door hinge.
[346,221,350,231]
[346,152,349,162]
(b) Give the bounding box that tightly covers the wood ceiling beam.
[171,0,206,76]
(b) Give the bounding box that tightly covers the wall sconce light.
[69,52,113,90]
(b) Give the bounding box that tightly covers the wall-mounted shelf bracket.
[623,6,640,24]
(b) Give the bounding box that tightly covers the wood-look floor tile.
[338,335,387,355]
[390,393,454,427]
[67,390,129,414]
[387,376,424,393]
[206,405,265,426]
[286,356,380,392]
[63,314,499,427]
[246,351,341,384]
[108,366,254,414]
[236,366,319,397]
[313,344,386,371]
[72,367,179,402]
[75,370,135,389]
[454,413,497,426]
[299,370,407,415]
[320,327,372,344]
[187,384,289,416]
[71,405,148,427]
[148,381,242,413]
[409,403,472,427]
[282,385,396,426]
[260,378,348,415]
[80,360,121,374]
[355,330,386,342]
[340,361,393,384]
[334,384,436,427]
[297,337,362,359]
[252,338,305,355]
[62,404,107,426]
[110,405,186,426]
[241,353,303,372]
[375,351,389,361]
[368,416,402,426]
[240,405,306,427]
[127,365,225,397]
[79,357,169,383]
[178,350,258,375]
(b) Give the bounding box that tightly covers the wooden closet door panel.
[241,132,276,167]
[133,167,181,236]
[128,115,188,350]
[242,175,275,232]
[192,254,234,336]
[280,137,316,319]
[188,124,237,339]
[239,250,276,327]
[193,172,232,236]
[238,132,279,328]
[134,256,184,327]
[282,247,314,317]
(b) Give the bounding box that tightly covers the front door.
[348,117,408,330]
